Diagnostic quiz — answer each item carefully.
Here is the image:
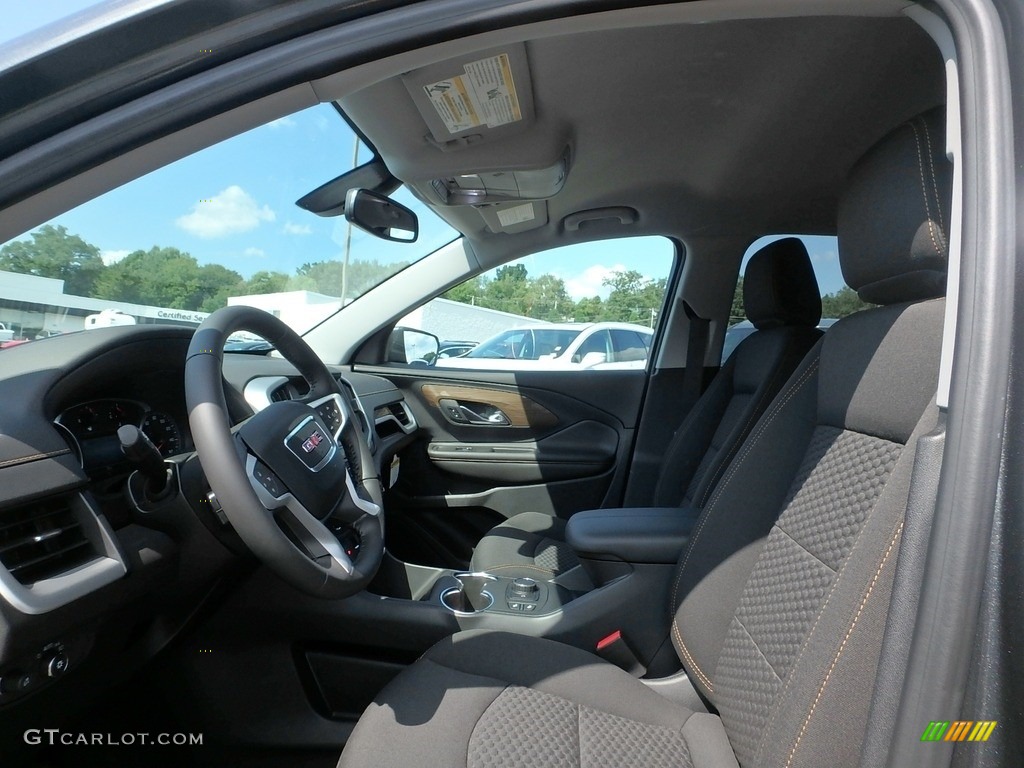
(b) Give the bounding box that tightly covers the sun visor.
[402,44,535,149]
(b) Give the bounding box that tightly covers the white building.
[0,270,208,338]
[0,269,537,343]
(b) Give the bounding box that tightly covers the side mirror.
[579,351,608,368]
[388,327,440,366]
[345,189,418,242]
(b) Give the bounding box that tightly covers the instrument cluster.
[56,399,186,478]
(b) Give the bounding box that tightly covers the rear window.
[723,234,869,362]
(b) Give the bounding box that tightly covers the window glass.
[0,103,457,348]
[722,234,867,363]
[399,236,674,371]
[611,329,650,362]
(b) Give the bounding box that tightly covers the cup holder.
[440,572,497,615]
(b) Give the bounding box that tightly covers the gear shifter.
[118,424,170,499]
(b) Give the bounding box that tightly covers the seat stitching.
[919,117,947,247]
[752,435,903,765]
[734,614,783,683]
[697,355,789,508]
[676,633,714,692]
[667,360,819,692]
[703,358,819,515]
[669,357,819,693]
[909,120,942,258]
[782,521,903,768]
[775,524,838,573]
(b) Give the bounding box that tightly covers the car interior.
[0,0,1015,766]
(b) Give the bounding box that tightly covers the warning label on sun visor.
[496,203,535,227]
[423,54,522,134]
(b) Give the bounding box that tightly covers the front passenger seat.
[340,107,951,768]
[470,237,823,580]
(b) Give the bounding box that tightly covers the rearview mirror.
[345,189,418,242]
[388,327,440,366]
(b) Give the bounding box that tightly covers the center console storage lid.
[566,507,700,564]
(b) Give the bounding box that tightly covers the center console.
[369,506,701,675]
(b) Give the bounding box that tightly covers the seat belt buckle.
[595,630,646,677]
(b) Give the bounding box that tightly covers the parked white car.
[435,322,653,371]
[0,322,13,341]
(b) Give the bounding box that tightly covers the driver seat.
[339,108,950,768]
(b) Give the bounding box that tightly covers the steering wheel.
[184,306,384,598]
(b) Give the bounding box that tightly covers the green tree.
[820,286,872,319]
[523,274,572,321]
[443,275,485,305]
[0,225,104,296]
[573,296,604,322]
[296,259,407,300]
[240,270,291,295]
[95,247,241,310]
[494,264,528,283]
[730,276,745,325]
[601,270,665,327]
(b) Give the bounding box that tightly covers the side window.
[610,329,649,362]
[399,236,674,371]
[572,329,611,364]
[722,234,870,363]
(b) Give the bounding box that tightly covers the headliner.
[342,14,944,258]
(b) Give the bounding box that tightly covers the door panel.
[426,420,618,482]
[361,366,648,568]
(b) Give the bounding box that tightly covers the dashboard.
[0,325,417,721]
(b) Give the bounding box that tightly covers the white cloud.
[100,249,130,266]
[267,116,296,129]
[283,222,312,236]
[244,247,266,258]
[175,186,275,238]
[564,263,628,300]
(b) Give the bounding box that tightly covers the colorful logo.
[921,721,996,742]
[301,431,324,454]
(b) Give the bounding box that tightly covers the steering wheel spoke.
[277,505,355,575]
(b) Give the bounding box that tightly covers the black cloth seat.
[342,630,735,768]
[470,238,824,580]
[340,107,951,768]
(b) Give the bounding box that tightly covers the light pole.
[340,135,360,303]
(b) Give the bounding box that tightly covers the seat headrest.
[838,107,951,305]
[743,237,822,330]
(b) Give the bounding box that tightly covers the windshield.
[0,103,457,348]
[467,328,583,360]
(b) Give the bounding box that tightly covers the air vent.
[385,403,411,427]
[0,497,94,585]
[270,385,291,403]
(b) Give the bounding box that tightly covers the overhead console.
[340,42,571,235]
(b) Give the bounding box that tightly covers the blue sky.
[1,0,848,301]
